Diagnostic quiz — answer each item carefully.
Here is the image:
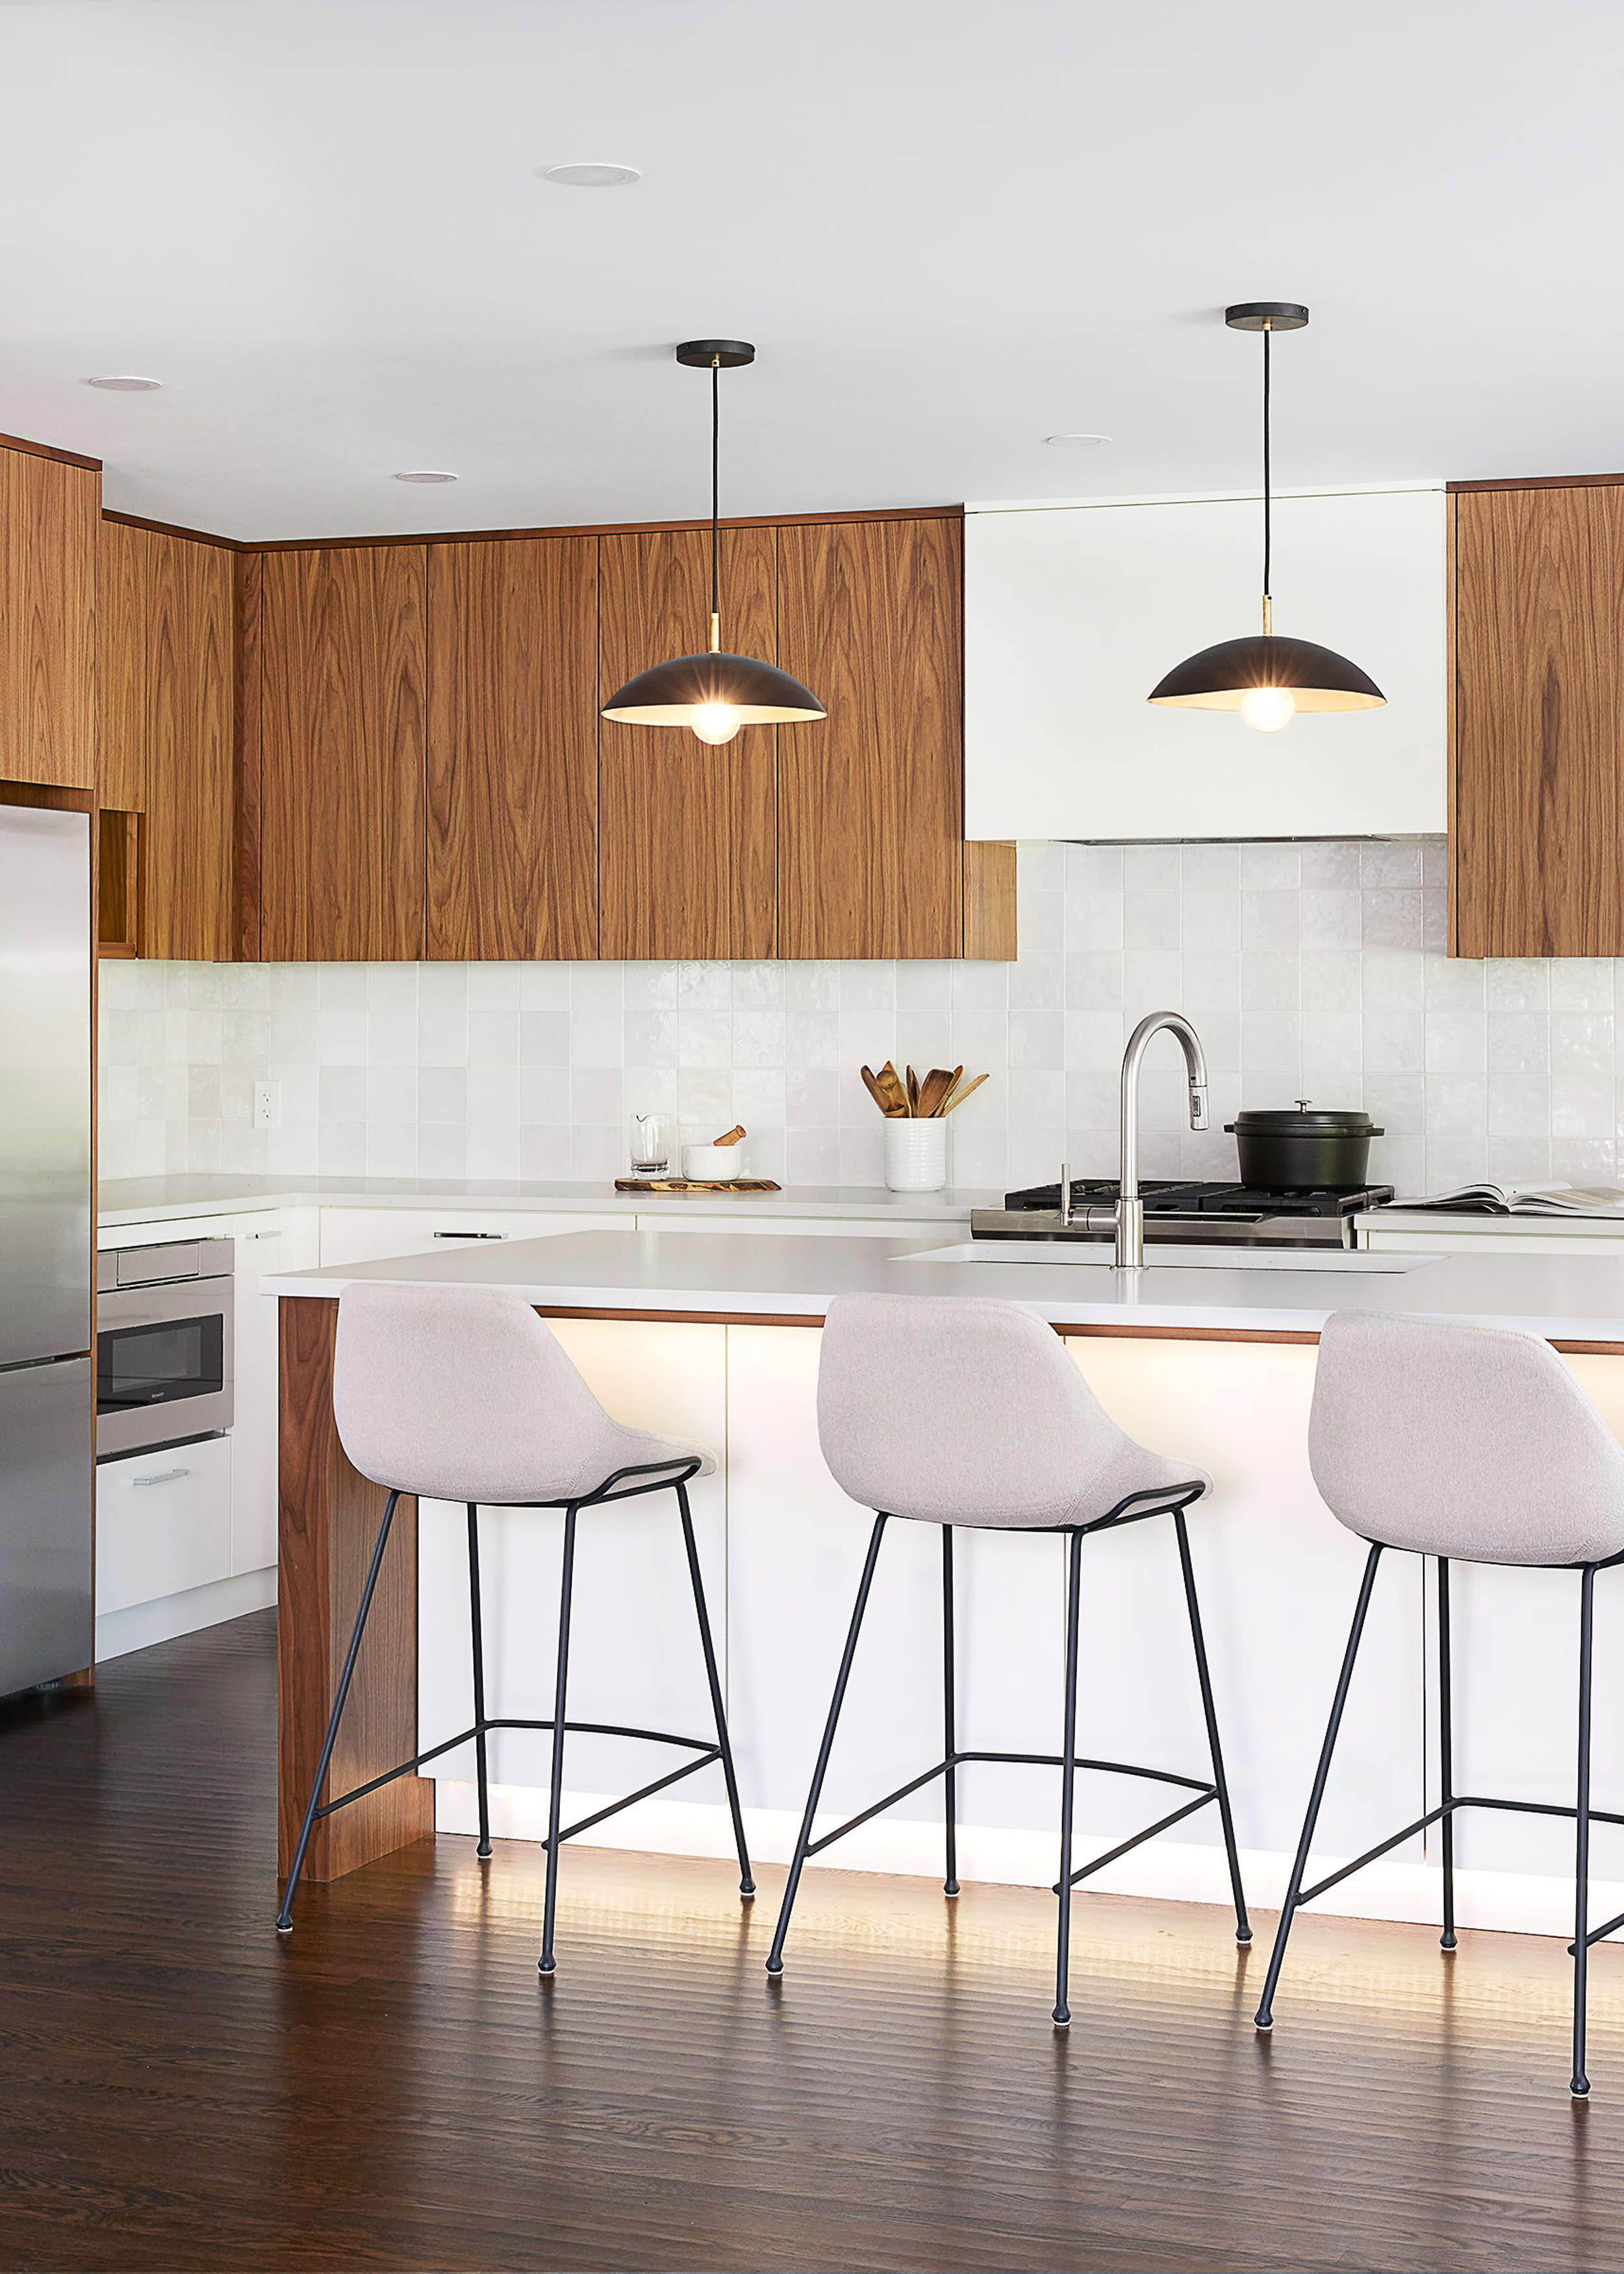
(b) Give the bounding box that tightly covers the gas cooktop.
[972,1177,1397,1251]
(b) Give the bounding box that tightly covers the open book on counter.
[1394,1184,1624,1218]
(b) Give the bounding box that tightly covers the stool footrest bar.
[316,1717,722,1820]
[955,1749,1213,1795]
[1299,1805,1449,1906]
[801,1750,1220,1865]
[1059,1789,1216,1890]
[1573,1906,1624,1952]
[1457,1793,1624,1830]
[806,1760,952,1857]
[546,1748,722,1849]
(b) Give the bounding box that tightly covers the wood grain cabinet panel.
[0,446,97,791]
[426,537,598,960]
[257,546,427,962]
[599,526,778,961]
[96,521,236,959]
[145,531,235,961]
[776,517,964,959]
[1453,483,1624,957]
[96,518,149,813]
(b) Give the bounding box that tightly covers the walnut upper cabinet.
[251,544,427,962]
[188,504,1011,964]
[777,516,971,959]
[427,536,597,960]
[1452,479,1624,958]
[97,519,235,960]
[599,524,779,961]
[0,443,97,793]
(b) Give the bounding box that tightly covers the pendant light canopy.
[601,339,825,746]
[1148,303,1384,732]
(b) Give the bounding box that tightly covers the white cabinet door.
[233,1207,320,1575]
[97,1435,233,1615]
[965,485,1446,841]
[318,1208,624,1268]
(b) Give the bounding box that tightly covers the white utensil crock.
[883,1118,947,1193]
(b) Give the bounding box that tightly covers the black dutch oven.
[1224,1101,1384,1192]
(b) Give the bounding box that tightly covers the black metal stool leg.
[467,1502,492,1861]
[1254,1540,1384,2030]
[1573,1563,1596,2099]
[766,1513,888,1976]
[537,1502,579,1976]
[1053,1528,1084,2027]
[1438,1557,1456,1951]
[676,1479,755,1899]
[1173,1506,1250,1944]
[943,1526,959,1898]
[275,1488,401,1934]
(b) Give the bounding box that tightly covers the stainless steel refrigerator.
[0,804,92,1693]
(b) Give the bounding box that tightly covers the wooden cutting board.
[615,1177,782,1194]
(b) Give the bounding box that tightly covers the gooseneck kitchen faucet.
[1059,1012,1210,1268]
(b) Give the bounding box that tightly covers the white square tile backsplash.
[97,836,1623,1198]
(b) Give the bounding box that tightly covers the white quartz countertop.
[97,1175,995,1229]
[1357,1205,1624,1239]
[259,1225,1624,1344]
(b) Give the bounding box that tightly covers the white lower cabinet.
[96,1435,234,1616]
[318,1207,623,1268]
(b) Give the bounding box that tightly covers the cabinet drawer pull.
[133,1468,190,1488]
[433,1229,508,1240]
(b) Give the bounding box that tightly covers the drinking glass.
[629,1112,675,1181]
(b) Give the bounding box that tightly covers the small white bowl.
[683,1143,744,1182]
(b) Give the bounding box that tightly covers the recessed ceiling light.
[542,160,641,188]
[1045,432,1111,446]
[392,470,457,485]
[85,375,162,392]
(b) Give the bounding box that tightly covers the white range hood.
[964,483,1447,843]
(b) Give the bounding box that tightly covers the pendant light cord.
[710,356,721,652]
[1261,320,1272,635]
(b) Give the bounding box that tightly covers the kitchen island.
[267,1229,1624,1940]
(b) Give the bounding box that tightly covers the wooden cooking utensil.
[915,1067,954,1119]
[941,1071,988,1114]
[906,1066,920,1115]
[859,1065,891,1114]
[712,1124,746,1147]
[876,1061,911,1116]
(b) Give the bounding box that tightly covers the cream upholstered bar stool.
[275,1281,754,1971]
[765,1292,1250,2025]
[1254,1310,1624,2097]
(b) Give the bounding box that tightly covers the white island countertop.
[261,1225,1624,1346]
[98,1175,996,1230]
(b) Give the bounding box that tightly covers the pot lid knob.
[1295,1098,1311,1110]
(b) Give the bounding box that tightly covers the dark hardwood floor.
[0,1609,1621,2272]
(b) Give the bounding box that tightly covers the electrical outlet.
[253,1080,281,1131]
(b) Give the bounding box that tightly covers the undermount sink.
[899,1240,1438,1275]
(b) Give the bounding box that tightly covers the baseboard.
[432,1776,1624,1943]
[95,1566,277,1662]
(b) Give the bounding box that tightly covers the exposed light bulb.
[1240,685,1295,734]
[691,702,742,745]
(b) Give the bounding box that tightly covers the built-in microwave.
[95,1240,235,1459]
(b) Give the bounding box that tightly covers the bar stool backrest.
[1310,1310,1624,1566]
[817,1292,1204,1529]
[335,1281,644,1505]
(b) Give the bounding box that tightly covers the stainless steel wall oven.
[95,1240,234,1459]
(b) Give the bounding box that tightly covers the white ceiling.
[1,0,1621,541]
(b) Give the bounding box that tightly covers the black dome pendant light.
[601,339,825,745]
[1148,303,1384,731]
